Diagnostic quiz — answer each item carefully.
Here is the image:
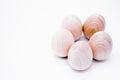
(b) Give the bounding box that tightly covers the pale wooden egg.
[68,41,93,71]
[52,29,74,57]
[83,14,105,39]
[89,31,112,60]
[62,15,82,41]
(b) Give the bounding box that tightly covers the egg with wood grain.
[83,14,105,39]
[68,41,93,70]
[62,15,82,41]
[52,29,74,57]
[89,31,112,60]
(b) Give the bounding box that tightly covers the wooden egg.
[62,15,82,41]
[83,14,105,39]
[52,29,74,57]
[89,31,112,60]
[68,41,93,71]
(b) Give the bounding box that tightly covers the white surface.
[0,0,120,80]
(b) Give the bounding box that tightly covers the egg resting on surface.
[52,29,74,57]
[68,41,93,71]
[83,14,105,39]
[62,15,82,41]
[89,31,112,60]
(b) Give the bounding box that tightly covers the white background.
[0,0,120,80]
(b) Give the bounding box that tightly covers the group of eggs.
[52,14,113,71]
